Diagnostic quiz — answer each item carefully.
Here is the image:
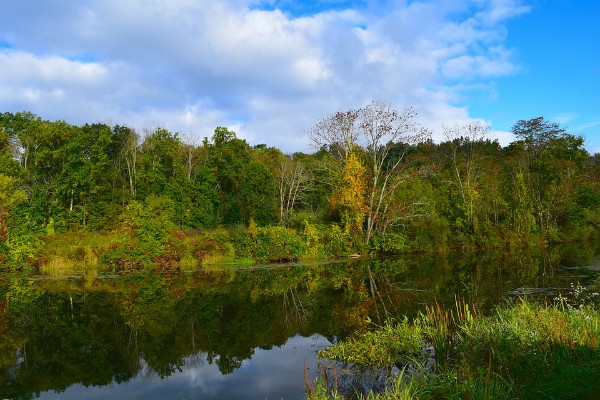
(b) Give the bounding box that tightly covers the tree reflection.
[1,242,599,398]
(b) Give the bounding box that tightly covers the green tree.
[510,117,588,235]
[205,127,277,226]
[0,174,26,236]
[137,127,183,199]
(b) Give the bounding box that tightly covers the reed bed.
[310,298,600,399]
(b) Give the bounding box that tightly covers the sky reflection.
[37,334,331,400]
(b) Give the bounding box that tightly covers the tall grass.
[312,298,600,399]
[38,232,114,275]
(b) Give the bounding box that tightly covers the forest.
[1,102,599,271]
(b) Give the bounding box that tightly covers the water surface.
[1,242,599,399]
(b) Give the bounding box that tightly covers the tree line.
[1,103,599,268]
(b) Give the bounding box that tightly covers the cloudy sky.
[0,0,598,153]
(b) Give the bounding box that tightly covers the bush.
[248,224,306,262]
[98,239,161,271]
[120,195,177,242]
[371,232,409,254]
[322,224,351,257]
[192,228,237,264]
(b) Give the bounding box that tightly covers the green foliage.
[0,173,34,268]
[2,111,600,268]
[3,233,41,271]
[97,231,187,272]
[98,239,161,271]
[120,195,177,242]
[228,222,307,262]
[322,224,353,256]
[191,227,237,265]
[320,317,422,366]
[206,127,277,226]
[371,232,409,254]
[247,224,307,262]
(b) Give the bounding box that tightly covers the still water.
[1,242,600,399]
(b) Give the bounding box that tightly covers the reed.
[314,298,600,399]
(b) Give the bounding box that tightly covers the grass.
[310,298,600,400]
[38,231,115,275]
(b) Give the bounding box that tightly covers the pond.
[1,242,600,399]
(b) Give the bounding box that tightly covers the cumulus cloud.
[0,0,528,151]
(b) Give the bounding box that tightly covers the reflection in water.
[35,335,331,400]
[0,241,599,399]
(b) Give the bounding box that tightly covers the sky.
[0,0,598,153]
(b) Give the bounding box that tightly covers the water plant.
[311,298,600,399]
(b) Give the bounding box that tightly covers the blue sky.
[0,0,598,153]
[467,0,600,151]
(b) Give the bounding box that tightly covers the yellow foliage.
[329,153,368,235]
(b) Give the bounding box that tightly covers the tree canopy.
[0,111,598,268]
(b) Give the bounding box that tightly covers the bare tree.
[118,128,139,198]
[309,101,431,242]
[308,109,360,159]
[276,155,310,224]
[180,133,201,181]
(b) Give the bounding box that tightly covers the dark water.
[1,242,600,399]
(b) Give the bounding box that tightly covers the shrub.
[192,228,237,264]
[98,239,160,271]
[249,225,306,262]
[322,224,351,257]
[120,195,177,242]
[371,232,409,254]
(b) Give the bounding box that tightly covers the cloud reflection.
[38,334,331,400]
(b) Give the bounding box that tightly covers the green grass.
[311,299,600,400]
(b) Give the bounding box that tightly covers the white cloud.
[0,0,529,151]
[574,120,600,131]
[0,51,107,86]
[552,112,579,125]
[491,129,516,146]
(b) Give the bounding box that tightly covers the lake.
[1,242,600,399]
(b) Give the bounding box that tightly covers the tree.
[252,147,311,225]
[510,117,588,234]
[442,122,490,233]
[180,133,202,181]
[277,155,310,224]
[205,127,277,225]
[137,127,183,199]
[0,174,27,263]
[112,125,140,199]
[329,152,368,237]
[309,101,430,242]
[0,111,42,171]
[0,174,26,235]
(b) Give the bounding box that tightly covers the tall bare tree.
[180,133,201,181]
[309,101,430,242]
[115,127,139,199]
[277,155,310,224]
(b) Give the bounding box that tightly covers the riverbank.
[309,296,600,399]
[6,221,590,276]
